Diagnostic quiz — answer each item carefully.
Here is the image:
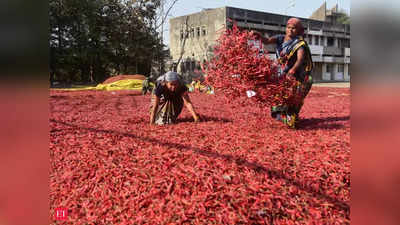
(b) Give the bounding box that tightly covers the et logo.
[54,207,68,221]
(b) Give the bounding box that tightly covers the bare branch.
[176,16,189,68]
[155,0,178,29]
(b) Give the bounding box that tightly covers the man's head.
[164,71,180,92]
[286,18,304,38]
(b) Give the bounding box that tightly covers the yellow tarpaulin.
[53,79,214,94]
[55,79,154,91]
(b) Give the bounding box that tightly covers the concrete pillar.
[344,64,350,81]
[324,36,328,46]
[331,64,336,80]
[334,37,339,47]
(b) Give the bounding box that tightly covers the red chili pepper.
[50,86,350,224]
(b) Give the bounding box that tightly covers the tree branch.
[155,0,178,29]
[176,16,189,69]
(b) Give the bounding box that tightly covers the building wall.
[318,63,349,81]
[312,63,323,81]
[169,7,226,74]
[340,63,348,81]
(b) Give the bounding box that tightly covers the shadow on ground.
[296,116,350,130]
[50,119,350,215]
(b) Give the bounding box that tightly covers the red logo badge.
[55,207,68,220]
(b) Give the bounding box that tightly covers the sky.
[161,0,351,47]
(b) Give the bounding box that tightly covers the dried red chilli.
[203,23,302,108]
[50,87,350,224]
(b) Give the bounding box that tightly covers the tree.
[49,0,166,84]
[337,10,350,25]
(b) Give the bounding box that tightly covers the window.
[338,64,344,73]
[202,26,207,36]
[326,64,332,73]
[185,61,190,71]
[320,36,325,46]
[190,28,195,38]
[303,34,308,43]
[306,35,311,44]
[338,38,342,48]
[327,37,334,46]
[309,35,313,45]
[191,60,196,71]
[315,35,319,45]
[202,59,207,69]
[196,61,201,71]
[196,27,200,37]
[343,38,350,48]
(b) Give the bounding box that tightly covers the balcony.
[307,30,323,35]
[323,46,343,56]
[312,56,346,63]
[309,45,324,55]
[236,21,283,32]
[309,45,343,56]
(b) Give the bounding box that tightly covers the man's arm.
[182,92,199,122]
[149,94,160,125]
[288,48,305,75]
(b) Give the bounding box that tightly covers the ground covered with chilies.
[50,86,350,224]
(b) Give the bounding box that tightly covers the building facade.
[169,5,350,82]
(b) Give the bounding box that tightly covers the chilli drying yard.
[50,86,350,224]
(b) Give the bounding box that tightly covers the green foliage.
[50,0,166,84]
[337,13,350,25]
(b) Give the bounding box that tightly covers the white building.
[169,4,350,82]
